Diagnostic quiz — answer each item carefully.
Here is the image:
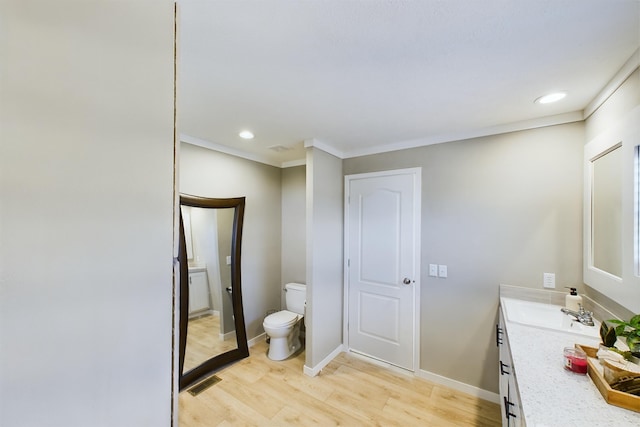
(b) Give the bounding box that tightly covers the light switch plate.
[543,272,555,288]
[429,264,438,277]
[438,265,448,278]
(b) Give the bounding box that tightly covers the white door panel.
[359,189,400,286]
[357,292,400,343]
[346,169,420,371]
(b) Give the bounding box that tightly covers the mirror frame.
[583,105,640,314]
[178,194,249,390]
[586,142,623,280]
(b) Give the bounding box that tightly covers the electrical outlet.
[438,265,448,278]
[429,264,438,277]
[543,272,555,288]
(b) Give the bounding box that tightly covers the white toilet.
[263,283,306,361]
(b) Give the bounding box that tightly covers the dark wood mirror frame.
[178,194,249,390]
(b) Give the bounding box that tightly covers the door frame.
[343,167,422,372]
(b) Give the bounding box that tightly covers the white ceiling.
[178,0,640,167]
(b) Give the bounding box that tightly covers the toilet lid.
[264,310,299,328]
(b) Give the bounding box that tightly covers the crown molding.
[180,133,287,168]
[583,47,640,120]
[183,49,639,166]
[341,111,584,159]
[281,158,307,168]
[304,138,345,159]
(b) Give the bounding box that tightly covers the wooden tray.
[576,344,640,413]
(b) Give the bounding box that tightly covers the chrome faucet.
[560,304,595,326]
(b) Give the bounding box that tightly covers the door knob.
[403,277,412,285]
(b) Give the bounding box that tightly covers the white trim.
[416,369,500,404]
[281,158,306,168]
[583,48,640,120]
[219,330,236,341]
[343,167,422,373]
[181,133,285,168]
[635,145,640,278]
[411,169,421,372]
[181,111,583,167]
[342,111,583,158]
[247,333,266,348]
[304,138,345,159]
[180,51,639,168]
[347,350,499,404]
[303,344,345,377]
[250,332,501,404]
[348,350,414,375]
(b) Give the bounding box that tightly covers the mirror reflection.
[179,195,248,390]
[182,206,238,372]
[592,145,622,277]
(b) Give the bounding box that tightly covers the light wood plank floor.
[179,340,501,426]
[184,314,238,372]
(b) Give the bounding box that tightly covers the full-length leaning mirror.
[178,194,249,390]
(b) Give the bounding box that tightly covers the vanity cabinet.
[188,270,211,316]
[497,307,525,427]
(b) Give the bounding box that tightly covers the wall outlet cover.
[543,272,555,288]
[438,264,448,278]
[429,264,438,277]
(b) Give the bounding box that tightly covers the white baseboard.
[345,350,498,404]
[416,369,500,404]
[248,333,266,348]
[247,336,498,404]
[347,350,416,377]
[219,330,237,341]
[303,344,345,377]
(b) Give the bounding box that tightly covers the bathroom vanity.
[498,286,640,426]
[188,267,211,317]
[497,308,523,426]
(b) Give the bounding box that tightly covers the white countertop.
[501,299,640,426]
[188,264,206,272]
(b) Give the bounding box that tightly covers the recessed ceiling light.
[239,130,254,139]
[535,92,567,104]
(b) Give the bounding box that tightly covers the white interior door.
[345,169,420,371]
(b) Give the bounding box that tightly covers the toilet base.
[266,323,302,361]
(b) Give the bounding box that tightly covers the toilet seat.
[264,310,299,328]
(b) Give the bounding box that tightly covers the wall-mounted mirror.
[584,106,640,314]
[591,144,623,277]
[584,119,629,310]
[585,137,623,292]
[178,195,248,390]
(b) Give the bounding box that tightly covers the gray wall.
[344,122,585,392]
[306,148,345,369]
[0,2,175,426]
[586,68,640,142]
[180,143,283,339]
[281,165,307,306]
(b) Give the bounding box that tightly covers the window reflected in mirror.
[636,145,640,277]
[592,144,622,277]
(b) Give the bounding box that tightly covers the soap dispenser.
[565,287,583,311]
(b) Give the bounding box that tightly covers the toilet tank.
[285,283,306,315]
